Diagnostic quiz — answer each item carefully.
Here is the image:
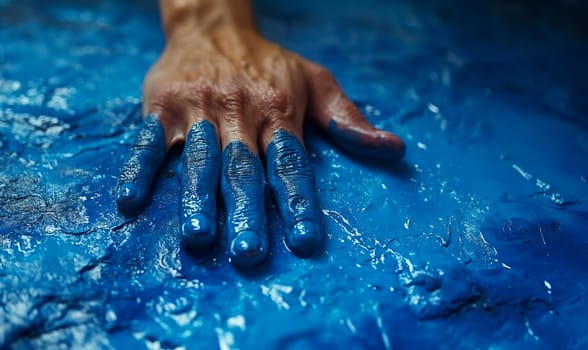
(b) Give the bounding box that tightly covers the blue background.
[1,0,587,348]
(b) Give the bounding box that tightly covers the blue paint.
[178,121,220,249]
[266,130,323,256]
[327,120,405,162]
[221,141,269,267]
[1,0,588,348]
[116,114,166,215]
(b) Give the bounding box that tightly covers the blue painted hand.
[116,2,405,267]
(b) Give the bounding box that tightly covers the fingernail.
[116,184,140,214]
[287,220,322,257]
[182,213,215,248]
[117,183,137,201]
[230,230,266,267]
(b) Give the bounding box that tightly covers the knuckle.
[223,144,264,186]
[132,123,165,155]
[286,193,310,213]
[148,82,217,112]
[147,85,178,112]
[336,98,364,123]
[218,87,248,112]
[314,67,336,84]
[226,157,260,182]
[260,89,295,124]
[262,89,291,112]
[186,84,214,108]
[131,139,162,157]
[272,146,311,178]
[311,67,341,97]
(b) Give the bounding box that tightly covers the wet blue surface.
[1,0,588,348]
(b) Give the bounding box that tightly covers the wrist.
[160,0,256,39]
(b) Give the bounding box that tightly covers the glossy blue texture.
[179,120,220,249]
[1,0,588,348]
[266,130,323,256]
[117,114,166,214]
[221,141,269,266]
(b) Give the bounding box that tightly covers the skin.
[116,0,406,267]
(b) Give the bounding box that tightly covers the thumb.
[302,59,405,162]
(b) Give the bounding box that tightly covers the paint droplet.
[227,315,246,331]
[427,103,440,114]
[512,164,533,180]
[544,280,552,294]
[404,218,411,230]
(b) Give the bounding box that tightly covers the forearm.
[159,0,256,38]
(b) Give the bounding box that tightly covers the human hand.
[116,26,405,267]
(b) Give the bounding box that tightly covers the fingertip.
[182,213,216,248]
[303,60,405,161]
[286,219,323,257]
[117,183,137,201]
[229,230,268,267]
[375,130,406,160]
[116,182,146,214]
[328,120,406,162]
